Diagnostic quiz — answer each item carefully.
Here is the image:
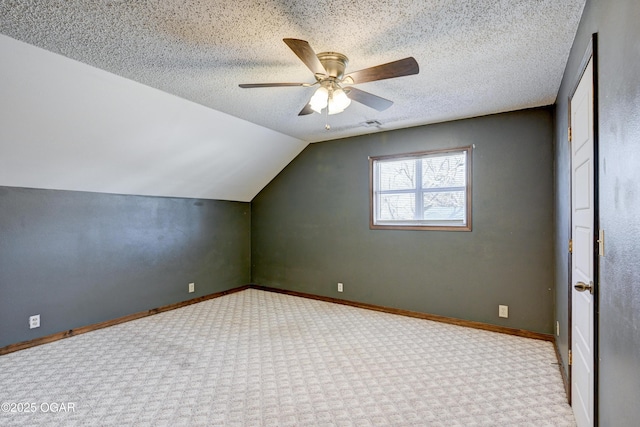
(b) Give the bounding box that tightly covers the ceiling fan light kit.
[239,38,419,124]
[310,84,352,115]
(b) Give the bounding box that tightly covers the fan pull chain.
[325,93,331,130]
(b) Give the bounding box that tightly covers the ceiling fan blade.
[239,83,307,88]
[298,103,314,116]
[344,57,419,84]
[344,87,393,111]
[283,38,327,76]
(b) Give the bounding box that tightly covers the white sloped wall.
[0,35,307,202]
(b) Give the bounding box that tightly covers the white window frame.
[369,146,472,231]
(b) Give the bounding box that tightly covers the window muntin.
[370,147,472,230]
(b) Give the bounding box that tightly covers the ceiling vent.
[361,120,382,128]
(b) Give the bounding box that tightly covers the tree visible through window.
[370,147,472,230]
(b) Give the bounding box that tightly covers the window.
[370,146,472,231]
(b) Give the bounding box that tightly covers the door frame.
[567,33,599,425]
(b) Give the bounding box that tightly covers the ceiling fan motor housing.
[317,52,349,80]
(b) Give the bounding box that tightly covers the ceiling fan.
[239,38,419,118]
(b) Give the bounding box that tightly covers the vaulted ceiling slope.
[0,1,585,201]
[0,35,306,201]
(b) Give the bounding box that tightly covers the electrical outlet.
[29,314,40,329]
[556,321,560,336]
[337,282,343,292]
[188,282,195,293]
[498,305,509,318]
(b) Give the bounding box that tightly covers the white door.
[571,58,595,427]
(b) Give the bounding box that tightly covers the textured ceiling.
[0,0,585,143]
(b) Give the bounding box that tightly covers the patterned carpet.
[0,289,575,426]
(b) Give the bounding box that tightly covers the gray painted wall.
[252,108,555,333]
[0,187,251,348]
[554,0,640,424]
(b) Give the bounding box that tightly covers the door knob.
[574,281,594,294]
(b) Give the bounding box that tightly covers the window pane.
[378,193,415,220]
[423,191,465,221]
[422,153,465,188]
[370,147,471,230]
[379,160,416,191]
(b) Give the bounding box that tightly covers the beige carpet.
[0,288,575,426]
